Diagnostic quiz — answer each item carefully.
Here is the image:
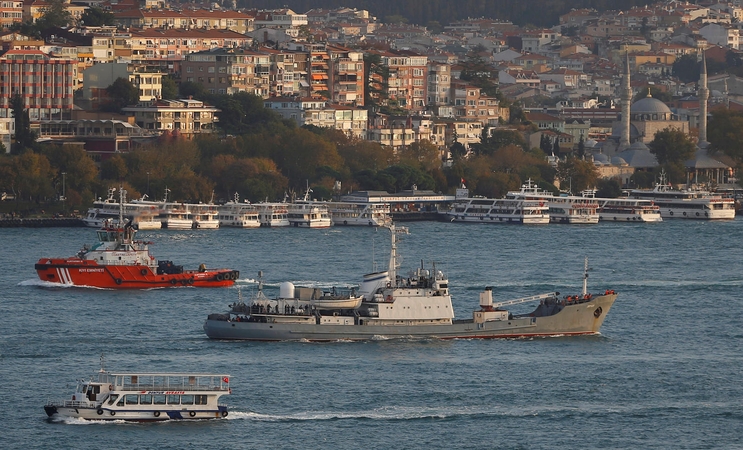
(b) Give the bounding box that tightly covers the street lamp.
[61,172,66,214]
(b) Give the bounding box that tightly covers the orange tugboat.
[35,189,238,289]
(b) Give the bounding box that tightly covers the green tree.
[161,75,178,100]
[596,178,622,197]
[397,140,441,172]
[673,54,700,83]
[648,127,696,166]
[708,109,743,162]
[10,94,33,153]
[102,77,139,112]
[556,157,599,193]
[36,0,72,29]
[80,6,114,26]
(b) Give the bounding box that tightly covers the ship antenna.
[100,353,105,373]
[582,256,589,296]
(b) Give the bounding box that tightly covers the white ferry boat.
[190,203,220,229]
[84,189,162,230]
[506,180,599,224]
[44,360,231,421]
[256,202,290,227]
[446,183,549,224]
[324,201,391,226]
[628,173,736,220]
[218,193,261,228]
[580,190,662,223]
[287,188,331,228]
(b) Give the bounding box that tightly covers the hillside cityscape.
[2,0,743,214]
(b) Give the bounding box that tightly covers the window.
[140,394,153,405]
[125,394,138,405]
[153,395,166,405]
[107,394,119,405]
[181,395,194,405]
[208,67,215,73]
[167,395,180,405]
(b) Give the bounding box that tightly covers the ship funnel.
[479,287,493,308]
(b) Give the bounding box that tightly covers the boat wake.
[20,279,109,290]
[225,405,563,422]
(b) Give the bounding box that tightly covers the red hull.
[35,258,238,289]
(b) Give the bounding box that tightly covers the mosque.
[593,51,731,186]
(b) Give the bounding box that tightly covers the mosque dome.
[611,156,628,166]
[631,96,672,115]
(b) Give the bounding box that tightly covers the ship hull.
[204,294,616,341]
[45,405,227,421]
[35,259,237,289]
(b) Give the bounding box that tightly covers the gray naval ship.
[204,225,617,341]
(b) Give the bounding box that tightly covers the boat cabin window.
[195,395,207,405]
[181,395,194,405]
[153,395,166,405]
[107,394,119,405]
[116,397,125,407]
[140,394,153,405]
[125,394,139,405]
[167,395,180,405]
[79,384,88,393]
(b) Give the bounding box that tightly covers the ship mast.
[582,257,589,296]
[387,223,408,286]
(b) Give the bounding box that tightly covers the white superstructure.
[507,180,599,224]
[324,201,391,226]
[218,193,261,228]
[44,358,231,421]
[628,172,735,220]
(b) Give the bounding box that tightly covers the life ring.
[170,279,177,285]
[188,278,194,284]
[96,409,103,415]
[683,212,687,216]
[140,268,148,276]
[221,411,228,417]
[110,411,116,416]
[153,411,160,418]
[108,385,113,390]
[189,411,196,417]
[216,273,224,281]
[343,220,348,225]
[114,278,122,285]
[368,221,373,226]
[696,212,700,217]
[386,295,393,302]
[669,211,673,216]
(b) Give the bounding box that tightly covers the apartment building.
[122,98,219,136]
[0,49,76,120]
[0,0,22,30]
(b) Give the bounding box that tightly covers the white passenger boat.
[446,197,549,224]
[324,201,391,226]
[190,203,220,229]
[44,359,231,421]
[160,201,193,229]
[218,193,261,228]
[84,189,162,230]
[580,190,662,223]
[256,202,290,227]
[506,180,599,224]
[628,172,735,220]
[287,188,331,228]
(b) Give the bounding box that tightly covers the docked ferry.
[218,193,261,228]
[44,360,231,421]
[628,173,735,220]
[506,180,599,224]
[580,190,662,223]
[325,201,391,226]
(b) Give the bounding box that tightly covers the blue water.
[2,220,743,449]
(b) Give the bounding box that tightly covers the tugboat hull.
[35,259,237,289]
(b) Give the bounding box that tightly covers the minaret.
[619,49,632,150]
[698,51,709,148]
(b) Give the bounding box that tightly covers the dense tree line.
[235,0,646,27]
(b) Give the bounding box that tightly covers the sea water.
[1,220,742,449]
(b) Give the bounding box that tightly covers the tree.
[363,52,390,111]
[36,0,72,29]
[102,77,139,112]
[161,75,178,100]
[647,128,696,166]
[708,109,743,162]
[10,94,33,153]
[397,140,441,172]
[577,135,586,159]
[80,6,114,26]
[556,157,599,193]
[673,54,700,83]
